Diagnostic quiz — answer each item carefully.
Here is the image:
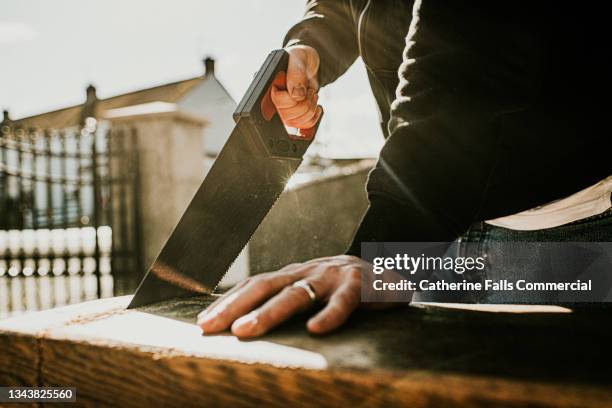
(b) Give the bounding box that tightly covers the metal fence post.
[130,127,144,288]
[90,121,102,299]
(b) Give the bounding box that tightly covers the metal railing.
[0,120,143,317]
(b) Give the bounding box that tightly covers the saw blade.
[128,121,302,308]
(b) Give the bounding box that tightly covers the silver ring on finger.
[292,280,317,302]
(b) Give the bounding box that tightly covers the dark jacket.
[285,1,611,253]
[285,0,414,138]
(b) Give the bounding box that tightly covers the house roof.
[13,76,204,129]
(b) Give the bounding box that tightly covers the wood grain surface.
[1,296,611,407]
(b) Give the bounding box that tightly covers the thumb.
[286,52,309,102]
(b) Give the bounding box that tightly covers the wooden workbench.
[1,296,611,407]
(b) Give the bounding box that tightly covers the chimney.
[80,84,99,125]
[2,109,9,123]
[204,57,215,77]
[86,84,97,102]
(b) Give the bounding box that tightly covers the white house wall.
[178,77,236,162]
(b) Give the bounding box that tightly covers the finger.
[200,278,250,313]
[232,275,330,338]
[197,264,316,333]
[303,56,320,91]
[198,279,286,333]
[284,92,317,122]
[307,271,361,334]
[230,286,310,338]
[286,53,309,101]
[279,92,318,122]
[285,106,317,129]
[297,106,323,133]
[278,102,311,122]
[285,97,319,128]
[199,262,307,315]
[270,86,297,109]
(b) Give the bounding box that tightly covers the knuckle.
[255,271,272,279]
[346,267,362,282]
[283,285,305,299]
[277,263,299,274]
[249,273,266,283]
[325,264,341,274]
[260,271,285,280]
[251,278,272,294]
[280,285,295,296]
[286,285,313,304]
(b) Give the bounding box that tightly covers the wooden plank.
[0,297,128,390]
[0,332,38,387]
[1,296,612,407]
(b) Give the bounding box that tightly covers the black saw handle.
[233,49,323,160]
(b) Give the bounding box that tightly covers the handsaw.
[128,49,322,308]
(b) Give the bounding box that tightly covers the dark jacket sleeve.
[284,0,359,87]
[347,1,609,256]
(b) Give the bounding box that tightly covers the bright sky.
[0,0,384,158]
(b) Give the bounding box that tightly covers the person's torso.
[346,0,610,226]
